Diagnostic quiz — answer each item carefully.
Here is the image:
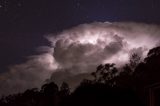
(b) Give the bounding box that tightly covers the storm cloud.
[0,22,160,96]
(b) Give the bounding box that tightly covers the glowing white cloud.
[48,22,160,88]
[48,22,160,69]
[0,22,160,96]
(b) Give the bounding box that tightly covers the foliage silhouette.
[133,46,160,86]
[2,46,160,106]
[115,53,141,88]
[91,63,118,86]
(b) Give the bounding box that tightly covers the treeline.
[1,46,160,106]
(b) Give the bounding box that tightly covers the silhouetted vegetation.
[1,46,160,106]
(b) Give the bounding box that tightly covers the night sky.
[0,0,160,72]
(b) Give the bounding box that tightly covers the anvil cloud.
[0,22,160,96]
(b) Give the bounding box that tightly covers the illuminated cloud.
[0,22,160,96]
[48,22,160,88]
[48,22,160,68]
[0,53,58,96]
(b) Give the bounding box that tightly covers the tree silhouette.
[133,46,160,84]
[115,53,141,88]
[129,53,141,72]
[59,82,70,106]
[40,82,59,106]
[41,82,58,96]
[59,82,70,97]
[91,63,118,86]
[121,53,141,76]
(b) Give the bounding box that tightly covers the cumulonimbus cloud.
[0,22,160,96]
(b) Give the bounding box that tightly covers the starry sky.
[0,0,160,73]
